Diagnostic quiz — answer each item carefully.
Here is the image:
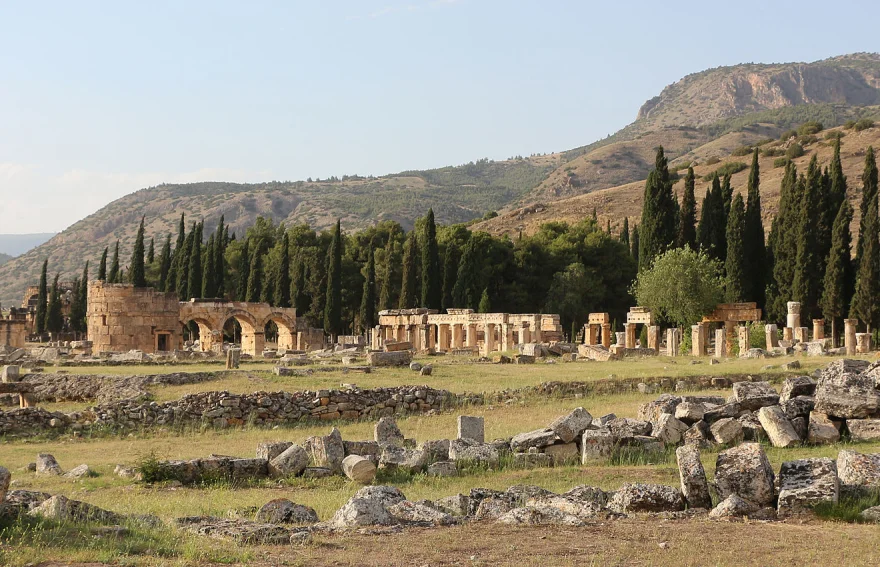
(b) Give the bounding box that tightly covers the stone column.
[451,324,463,349]
[786,302,801,330]
[738,326,749,356]
[483,323,496,356]
[601,323,612,348]
[724,321,736,356]
[794,326,809,344]
[691,325,704,357]
[856,332,872,354]
[765,324,779,349]
[715,328,726,358]
[586,325,598,346]
[466,324,477,348]
[783,327,793,342]
[624,323,637,349]
[647,325,661,352]
[518,325,530,345]
[501,324,513,352]
[666,328,680,357]
[844,318,858,355]
[614,331,625,347]
[813,319,825,341]
[438,324,450,351]
[277,325,295,351]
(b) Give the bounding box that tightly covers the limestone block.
[807,412,841,444]
[651,413,688,445]
[1,365,21,383]
[779,375,816,403]
[709,494,759,519]
[581,429,615,462]
[307,428,345,474]
[543,442,579,465]
[814,369,880,419]
[732,381,780,411]
[342,455,377,484]
[848,419,880,442]
[375,416,404,446]
[676,445,711,509]
[457,415,485,443]
[36,453,62,476]
[777,458,839,517]
[674,402,705,424]
[757,406,801,447]
[255,498,318,524]
[608,483,685,513]
[510,428,557,452]
[714,443,776,507]
[710,417,743,445]
[448,439,501,465]
[426,461,457,477]
[549,407,593,443]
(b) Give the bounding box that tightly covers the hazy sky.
[2,0,878,234]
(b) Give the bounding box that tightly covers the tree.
[398,231,418,308]
[108,241,120,283]
[35,259,48,335]
[246,242,263,303]
[97,247,108,281]
[821,199,854,345]
[46,274,63,337]
[359,246,376,332]
[236,239,250,301]
[324,220,343,336]
[158,234,172,291]
[619,217,630,249]
[187,222,203,300]
[478,288,491,313]
[638,147,678,269]
[767,161,800,322]
[168,213,186,292]
[630,225,639,266]
[202,233,217,298]
[792,159,823,320]
[720,173,733,219]
[147,237,155,264]
[855,146,878,272]
[724,193,747,302]
[420,208,442,309]
[69,262,88,335]
[215,216,227,298]
[441,242,459,311]
[543,262,604,336]
[633,247,724,330]
[743,149,766,307]
[851,196,880,332]
[129,216,147,287]
[676,167,697,249]
[378,238,396,311]
[274,232,291,308]
[175,225,194,299]
[696,176,726,261]
[453,236,481,310]
[292,255,309,315]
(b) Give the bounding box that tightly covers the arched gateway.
[87,281,297,356]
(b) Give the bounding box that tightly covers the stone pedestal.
[615,331,625,347]
[624,323,637,349]
[813,319,825,341]
[856,333,872,354]
[601,323,612,348]
[691,324,705,357]
[466,324,477,348]
[666,328,680,357]
[765,324,779,349]
[793,327,809,344]
[226,348,241,370]
[647,325,661,352]
[783,327,793,342]
[715,328,727,358]
[586,325,598,345]
[738,326,749,355]
[844,319,858,355]
[786,302,801,330]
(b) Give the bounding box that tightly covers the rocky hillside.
[2,54,880,306]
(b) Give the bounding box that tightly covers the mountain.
[0,253,12,267]
[1,53,880,306]
[0,233,56,257]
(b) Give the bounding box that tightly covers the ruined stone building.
[21,282,77,334]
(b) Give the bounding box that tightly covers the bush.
[731,145,753,157]
[704,156,721,166]
[786,143,805,159]
[761,147,784,157]
[755,138,776,146]
[482,211,498,220]
[797,120,824,136]
[844,120,857,130]
[799,134,818,146]
[773,157,790,168]
[854,118,875,132]
[779,129,798,141]
[703,162,747,180]
[825,130,844,141]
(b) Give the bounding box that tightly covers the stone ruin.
[372,308,563,357]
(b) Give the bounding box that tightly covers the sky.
[1,0,879,234]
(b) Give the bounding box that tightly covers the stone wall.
[87,281,181,354]
[0,320,26,349]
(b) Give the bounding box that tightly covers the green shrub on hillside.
[773,157,789,168]
[797,120,824,136]
[786,143,805,159]
[854,118,875,132]
[731,145,753,156]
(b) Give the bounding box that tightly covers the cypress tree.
[108,241,120,283]
[478,288,491,313]
[291,255,309,315]
[378,238,396,311]
[828,140,848,223]
[98,247,108,281]
[175,225,194,299]
[35,259,48,335]
[46,274,63,336]
[420,209,441,309]
[69,262,88,335]
[821,199,854,345]
[246,241,263,303]
[168,213,186,291]
[147,238,155,264]
[720,173,733,219]
[792,170,822,320]
[619,217,630,249]
[129,217,147,287]
[237,239,250,301]
[851,196,880,332]
[399,231,418,308]
[856,146,879,273]
[202,233,216,298]
[724,193,747,302]
[441,243,459,311]
[744,149,766,307]
[158,234,172,291]
[697,177,726,261]
[324,220,343,336]
[452,236,481,310]
[187,222,203,300]
[606,219,611,234]
[215,216,226,298]
[359,246,376,332]
[274,233,291,308]
[676,167,697,250]
[638,147,677,269]
[767,161,800,322]
[630,225,640,266]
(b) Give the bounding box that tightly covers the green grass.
[814,489,880,523]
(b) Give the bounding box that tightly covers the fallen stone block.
[757,406,800,448]
[637,395,681,426]
[342,455,377,484]
[457,415,484,443]
[513,451,552,469]
[525,495,603,520]
[676,445,711,509]
[714,443,775,507]
[549,407,592,443]
[710,417,743,445]
[175,516,298,545]
[63,464,94,479]
[608,483,685,513]
[848,419,880,442]
[543,442,579,465]
[306,428,345,474]
[581,429,615,462]
[496,506,584,526]
[255,499,318,524]
[30,495,123,524]
[733,381,780,411]
[367,350,413,367]
[651,414,688,444]
[814,363,880,419]
[386,500,455,526]
[675,402,705,424]
[325,486,406,529]
[448,438,501,465]
[782,396,815,420]
[708,494,759,519]
[256,441,293,462]
[36,453,62,476]
[374,416,404,446]
[426,461,457,477]
[777,458,839,517]
[837,450,880,493]
[269,444,309,478]
[807,412,841,444]
[606,417,652,438]
[780,376,817,402]
[510,428,557,452]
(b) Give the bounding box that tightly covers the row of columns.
[381,321,540,355]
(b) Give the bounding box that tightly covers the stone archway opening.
[264,320,279,346]
[222,318,243,347]
[224,311,260,356]
[264,314,296,351]
[182,317,214,352]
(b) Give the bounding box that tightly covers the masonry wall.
[0,320,26,348]
[87,281,181,354]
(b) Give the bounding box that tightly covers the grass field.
[2,355,879,566]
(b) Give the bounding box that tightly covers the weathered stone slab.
[496,506,584,526]
[733,381,780,411]
[448,438,500,465]
[710,417,743,444]
[777,458,839,517]
[674,402,705,424]
[651,414,688,444]
[256,441,293,462]
[814,369,880,419]
[757,406,800,448]
[325,486,406,529]
[549,407,592,443]
[714,443,775,507]
[581,429,615,462]
[386,500,455,526]
[457,416,484,443]
[708,494,758,519]
[848,419,880,442]
[543,442,579,464]
[676,445,711,509]
[807,412,841,444]
[608,483,685,513]
[374,416,404,446]
[255,499,318,524]
[837,450,880,492]
[306,428,345,474]
[176,516,299,545]
[367,350,413,367]
[30,495,122,524]
[607,417,652,438]
[510,428,557,452]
